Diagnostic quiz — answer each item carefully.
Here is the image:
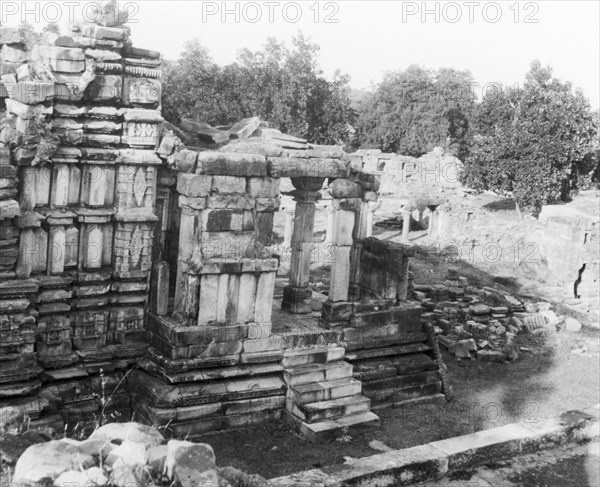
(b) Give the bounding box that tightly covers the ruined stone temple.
[0,13,449,440]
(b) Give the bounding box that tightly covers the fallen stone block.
[476,350,507,362]
[12,440,96,484]
[563,317,582,333]
[228,116,261,139]
[173,150,198,173]
[164,440,218,487]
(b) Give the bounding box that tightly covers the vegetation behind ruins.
[159,31,599,214]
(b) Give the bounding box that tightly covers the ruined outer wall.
[356,147,463,215]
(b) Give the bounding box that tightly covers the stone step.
[362,370,441,397]
[295,411,381,442]
[283,361,353,386]
[157,409,284,438]
[344,332,429,352]
[344,343,431,361]
[366,381,443,407]
[290,394,372,423]
[352,353,436,382]
[376,393,447,410]
[288,377,362,405]
[281,346,345,368]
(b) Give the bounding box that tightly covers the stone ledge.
[267,406,600,486]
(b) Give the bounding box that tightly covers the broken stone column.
[281,177,323,314]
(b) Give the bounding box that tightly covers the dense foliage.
[461,61,598,211]
[355,65,476,158]
[162,34,355,144]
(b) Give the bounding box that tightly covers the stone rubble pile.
[8,421,266,487]
[0,4,163,434]
[416,269,568,362]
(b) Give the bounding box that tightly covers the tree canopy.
[162,34,355,145]
[355,65,476,158]
[461,60,598,212]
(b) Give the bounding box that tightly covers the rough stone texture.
[165,440,218,487]
[12,440,96,483]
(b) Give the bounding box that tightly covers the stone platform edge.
[267,404,600,487]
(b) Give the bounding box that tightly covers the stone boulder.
[564,317,583,333]
[165,440,218,487]
[109,465,151,487]
[12,439,95,484]
[89,422,164,448]
[105,441,147,467]
[145,444,168,474]
[449,338,477,358]
[217,466,268,487]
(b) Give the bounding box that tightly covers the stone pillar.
[329,206,355,303]
[282,177,323,314]
[401,207,412,241]
[283,207,294,245]
[366,201,381,238]
[325,204,334,243]
[427,205,439,239]
[437,203,451,240]
[349,201,369,301]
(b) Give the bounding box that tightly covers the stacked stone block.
[0,10,162,432]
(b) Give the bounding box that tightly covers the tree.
[42,23,61,35]
[461,61,597,213]
[356,65,475,157]
[161,34,354,144]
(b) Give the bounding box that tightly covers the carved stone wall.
[0,17,162,433]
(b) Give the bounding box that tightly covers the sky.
[3,1,600,108]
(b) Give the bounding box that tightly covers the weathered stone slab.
[196,152,268,177]
[268,157,348,178]
[177,173,211,197]
[173,150,198,173]
[228,116,260,139]
[211,175,246,193]
[80,24,130,41]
